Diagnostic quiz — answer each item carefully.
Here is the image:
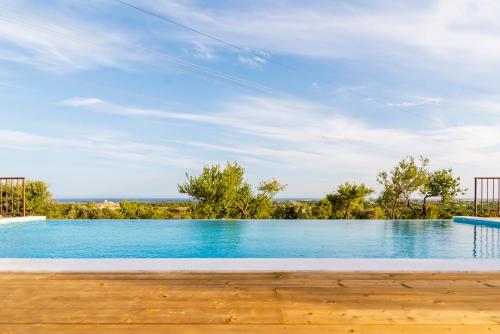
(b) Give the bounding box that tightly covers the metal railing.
[474,177,500,217]
[0,177,26,217]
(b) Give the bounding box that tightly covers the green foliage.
[251,194,273,219]
[118,201,164,219]
[377,157,466,219]
[326,183,374,219]
[377,156,430,219]
[178,162,253,218]
[424,169,464,203]
[25,180,53,216]
[178,162,285,219]
[311,199,333,219]
[273,201,313,219]
[252,179,287,219]
[41,197,475,220]
[420,169,465,217]
[19,158,474,220]
[258,179,287,198]
[363,205,387,219]
[44,200,188,219]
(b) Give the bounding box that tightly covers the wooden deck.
[0,272,500,333]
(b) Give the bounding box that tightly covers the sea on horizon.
[54,197,321,203]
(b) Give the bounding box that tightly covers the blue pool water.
[0,219,498,258]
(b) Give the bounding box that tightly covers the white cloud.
[148,0,500,69]
[0,129,198,169]
[0,1,146,71]
[190,43,217,60]
[59,97,214,123]
[386,96,443,107]
[59,95,500,194]
[238,55,267,68]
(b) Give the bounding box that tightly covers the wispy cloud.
[59,97,214,123]
[189,43,217,60]
[59,94,500,190]
[0,1,146,71]
[237,50,269,68]
[386,96,443,108]
[0,129,198,169]
[147,0,500,68]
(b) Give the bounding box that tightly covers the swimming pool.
[0,219,498,259]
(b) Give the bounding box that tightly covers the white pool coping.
[1,258,499,272]
[0,216,46,225]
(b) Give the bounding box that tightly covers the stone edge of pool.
[0,216,46,225]
[0,259,499,272]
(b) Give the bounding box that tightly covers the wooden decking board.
[0,272,499,333]
[3,295,499,308]
[0,324,499,334]
[2,278,500,288]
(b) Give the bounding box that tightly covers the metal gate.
[474,177,500,217]
[0,177,26,217]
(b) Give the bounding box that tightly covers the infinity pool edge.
[1,258,499,272]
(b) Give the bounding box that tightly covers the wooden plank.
[281,308,500,324]
[3,294,499,309]
[2,278,499,289]
[0,279,347,287]
[1,286,277,300]
[0,324,499,334]
[1,272,500,332]
[0,307,283,325]
[277,286,500,296]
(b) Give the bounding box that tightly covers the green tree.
[119,201,163,219]
[253,179,287,218]
[377,156,429,219]
[25,180,53,215]
[273,201,312,219]
[326,182,374,219]
[420,169,465,217]
[311,199,333,219]
[178,162,285,219]
[257,179,287,198]
[178,162,250,218]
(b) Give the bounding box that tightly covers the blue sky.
[1,0,500,198]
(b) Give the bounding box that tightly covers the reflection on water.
[185,220,244,257]
[385,220,454,258]
[473,224,500,258]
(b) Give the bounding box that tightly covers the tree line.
[178,156,466,219]
[13,156,477,220]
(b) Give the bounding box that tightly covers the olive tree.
[420,169,465,217]
[252,179,287,218]
[178,162,285,219]
[326,182,374,219]
[377,156,429,219]
[25,180,53,215]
